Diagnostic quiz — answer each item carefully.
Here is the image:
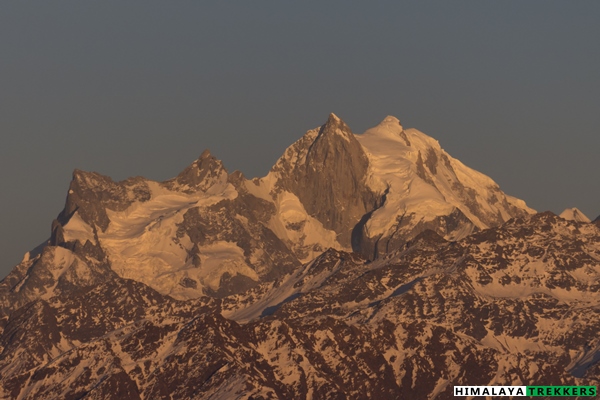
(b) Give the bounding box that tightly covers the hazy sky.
[1,2,599,277]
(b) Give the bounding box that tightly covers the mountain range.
[0,114,598,399]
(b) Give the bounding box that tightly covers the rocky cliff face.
[57,169,152,234]
[269,113,379,248]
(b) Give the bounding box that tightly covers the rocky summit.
[0,114,598,399]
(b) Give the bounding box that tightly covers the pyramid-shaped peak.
[317,113,355,146]
[166,149,228,193]
[190,149,222,168]
[188,149,224,171]
[328,112,341,121]
[317,113,354,142]
[559,207,591,223]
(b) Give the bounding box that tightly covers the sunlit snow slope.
[560,207,591,223]
[14,113,536,301]
[354,116,534,258]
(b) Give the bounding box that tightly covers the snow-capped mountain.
[1,113,597,399]
[6,113,532,302]
[257,113,534,261]
[560,207,591,223]
[353,115,534,258]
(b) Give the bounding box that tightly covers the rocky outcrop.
[163,149,227,193]
[57,170,151,234]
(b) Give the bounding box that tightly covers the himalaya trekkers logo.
[454,386,597,397]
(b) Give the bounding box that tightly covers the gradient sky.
[1,2,599,277]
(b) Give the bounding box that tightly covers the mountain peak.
[559,207,591,223]
[328,112,341,121]
[58,169,151,234]
[362,115,405,141]
[269,113,376,248]
[199,149,212,159]
[355,115,534,258]
[71,169,113,188]
[380,115,402,127]
[169,150,227,193]
[319,113,352,139]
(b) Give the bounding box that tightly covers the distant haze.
[1,2,599,277]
